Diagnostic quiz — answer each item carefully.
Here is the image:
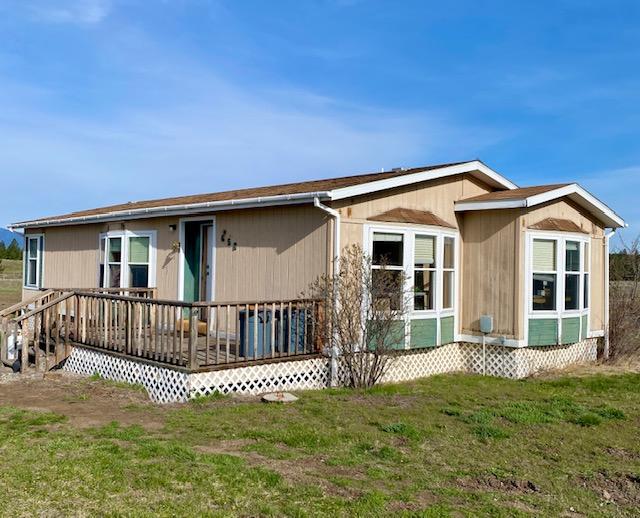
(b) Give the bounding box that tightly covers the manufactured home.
[2,160,625,401]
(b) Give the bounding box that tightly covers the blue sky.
[0,0,638,242]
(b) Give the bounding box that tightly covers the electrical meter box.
[480,315,494,334]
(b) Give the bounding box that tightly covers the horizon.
[0,1,637,247]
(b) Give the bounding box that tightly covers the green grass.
[0,259,22,310]
[1,372,640,516]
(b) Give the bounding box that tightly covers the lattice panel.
[188,357,330,398]
[381,344,462,383]
[521,339,598,376]
[458,343,522,378]
[63,347,190,404]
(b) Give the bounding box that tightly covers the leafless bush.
[306,245,409,388]
[608,235,640,362]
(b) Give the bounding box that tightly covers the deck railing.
[1,290,324,372]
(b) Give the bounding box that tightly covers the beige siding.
[460,209,521,338]
[23,217,180,301]
[522,199,606,332]
[215,205,329,301]
[336,173,493,249]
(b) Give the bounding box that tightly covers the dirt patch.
[457,474,541,494]
[0,371,166,430]
[605,446,640,460]
[579,471,640,506]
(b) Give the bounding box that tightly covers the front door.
[183,220,214,303]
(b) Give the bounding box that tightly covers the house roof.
[10,160,518,229]
[455,183,625,229]
[529,217,587,233]
[368,208,456,228]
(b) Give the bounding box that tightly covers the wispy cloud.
[26,0,111,25]
[0,29,502,227]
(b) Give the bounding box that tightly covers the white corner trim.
[455,183,625,228]
[330,161,518,201]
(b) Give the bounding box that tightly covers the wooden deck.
[1,290,323,373]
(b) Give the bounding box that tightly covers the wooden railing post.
[188,306,198,370]
[20,319,29,373]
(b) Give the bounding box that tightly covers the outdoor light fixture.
[168,224,176,232]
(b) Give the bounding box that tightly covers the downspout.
[603,228,616,359]
[313,198,341,276]
[313,197,341,387]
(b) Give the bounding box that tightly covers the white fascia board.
[526,184,626,228]
[454,199,527,211]
[455,183,626,229]
[10,191,332,230]
[329,161,518,201]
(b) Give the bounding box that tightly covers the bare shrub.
[306,245,409,388]
[608,236,640,362]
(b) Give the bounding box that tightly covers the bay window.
[99,231,156,289]
[369,226,458,347]
[24,234,44,289]
[528,233,591,345]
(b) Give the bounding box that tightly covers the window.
[24,235,44,289]
[369,228,457,314]
[532,239,557,310]
[564,241,580,310]
[128,236,150,288]
[530,235,589,313]
[99,231,156,289]
[414,235,436,310]
[443,237,455,309]
[583,242,590,309]
[371,232,404,310]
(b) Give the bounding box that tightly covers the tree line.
[0,239,23,260]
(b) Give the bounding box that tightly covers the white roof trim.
[9,192,331,230]
[454,183,626,229]
[328,160,518,201]
[10,160,518,230]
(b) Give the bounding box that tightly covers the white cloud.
[27,0,111,25]
[0,27,503,227]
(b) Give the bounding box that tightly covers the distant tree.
[0,241,6,260]
[5,239,22,260]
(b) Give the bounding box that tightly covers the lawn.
[0,259,22,310]
[0,371,639,516]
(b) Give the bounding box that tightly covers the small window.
[532,239,557,311]
[372,232,403,266]
[414,235,436,310]
[372,232,404,311]
[24,235,44,289]
[128,236,150,288]
[564,241,581,310]
[107,237,122,288]
[442,237,455,310]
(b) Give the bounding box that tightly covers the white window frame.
[23,233,45,290]
[364,224,459,348]
[525,230,591,343]
[98,230,157,289]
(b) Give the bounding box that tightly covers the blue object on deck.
[281,308,307,354]
[239,308,273,358]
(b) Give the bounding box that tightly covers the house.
[5,160,625,401]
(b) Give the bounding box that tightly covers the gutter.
[313,197,340,276]
[9,191,333,230]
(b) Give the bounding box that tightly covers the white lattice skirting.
[63,339,597,403]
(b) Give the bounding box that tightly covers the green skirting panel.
[528,318,558,346]
[368,320,406,350]
[561,317,581,345]
[440,316,454,345]
[410,318,437,348]
[581,314,589,339]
